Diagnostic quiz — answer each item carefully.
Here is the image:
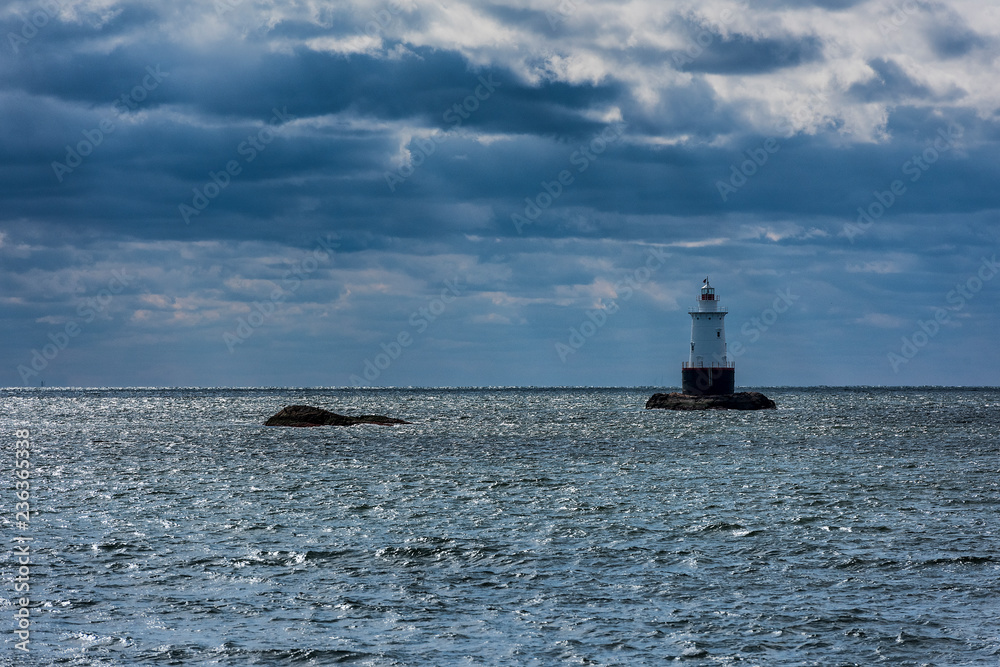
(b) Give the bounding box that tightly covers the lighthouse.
[682,278,735,395]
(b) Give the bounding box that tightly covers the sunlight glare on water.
[2,387,999,665]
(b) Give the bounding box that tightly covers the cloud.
[848,58,933,102]
[2,0,1000,386]
[673,31,825,75]
[924,10,990,58]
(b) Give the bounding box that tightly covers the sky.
[2,0,999,388]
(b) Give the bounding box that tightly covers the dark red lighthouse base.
[681,367,735,396]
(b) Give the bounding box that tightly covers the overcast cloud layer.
[2,0,999,387]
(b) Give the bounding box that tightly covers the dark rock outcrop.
[645,391,776,411]
[264,405,410,427]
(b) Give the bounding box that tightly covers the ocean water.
[2,387,999,666]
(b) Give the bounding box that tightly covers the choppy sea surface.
[2,387,999,666]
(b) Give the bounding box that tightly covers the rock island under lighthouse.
[683,279,735,395]
[645,279,775,410]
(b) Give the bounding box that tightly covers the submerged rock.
[264,404,410,427]
[645,391,776,411]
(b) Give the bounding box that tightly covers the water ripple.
[2,387,999,665]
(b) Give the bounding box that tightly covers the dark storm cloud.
[672,30,825,74]
[848,58,933,102]
[478,79,623,138]
[925,20,989,59]
[0,43,625,247]
[632,78,743,138]
[2,2,159,57]
[11,100,993,251]
[2,33,618,138]
[1,42,482,121]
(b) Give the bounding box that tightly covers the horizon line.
[4,385,1000,391]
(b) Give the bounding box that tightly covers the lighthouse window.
[717,330,721,338]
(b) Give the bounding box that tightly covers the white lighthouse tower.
[682,278,735,395]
